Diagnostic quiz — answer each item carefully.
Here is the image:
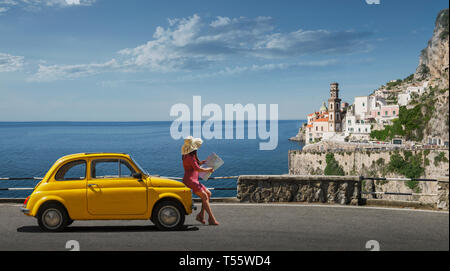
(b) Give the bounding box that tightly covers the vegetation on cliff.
[324,153,345,176]
[370,86,447,142]
[437,8,449,40]
[387,151,425,191]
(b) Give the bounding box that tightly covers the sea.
[0,120,305,198]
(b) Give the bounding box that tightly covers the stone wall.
[237,175,361,205]
[438,180,449,210]
[288,149,449,205]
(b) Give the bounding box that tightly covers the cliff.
[417,9,449,144]
[370,8,449,145]
[415,8,449,89]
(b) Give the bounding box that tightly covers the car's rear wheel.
[151,200,185,231]
[37,203,69,232]
[66,219,74,226]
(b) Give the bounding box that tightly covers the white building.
[353,96,386,119]
[398,93,410,106]
[398,81,429,106]
[344,114,371,135]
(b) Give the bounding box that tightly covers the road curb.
[0,197,443,211]
[364,199,437,210]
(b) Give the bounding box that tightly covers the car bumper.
[20,207,30,214]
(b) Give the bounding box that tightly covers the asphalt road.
[0,203,448,251]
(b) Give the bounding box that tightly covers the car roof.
[57,152,131,162]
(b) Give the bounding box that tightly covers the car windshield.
[131,156,150,176]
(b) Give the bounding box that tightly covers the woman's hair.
[182,150,200,163]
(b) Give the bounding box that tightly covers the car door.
[87,158,148,216]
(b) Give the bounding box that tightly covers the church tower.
[328,82,342,132]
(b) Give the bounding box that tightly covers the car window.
[91,159,136,179]
[120,160,136,177]
[55,160,86,181]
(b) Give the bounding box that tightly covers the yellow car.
[21,153,193,232]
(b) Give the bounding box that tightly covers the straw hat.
[181,136,203,155]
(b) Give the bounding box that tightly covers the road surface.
[0,203,448,251]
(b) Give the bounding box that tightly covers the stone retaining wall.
[237,175,449,210]
[237,175,361,205]
[438,180,449,210]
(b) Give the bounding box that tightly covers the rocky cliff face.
[415,8,449,89]
[418,9,449,145]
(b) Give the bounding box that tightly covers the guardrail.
[0,175,447,197]
[0,176,239,193]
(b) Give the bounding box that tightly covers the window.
[120,160,135,177]
[393,111,396,115]
[362,103,365,107]
[385,111,388,116]
[377,112,380,116]
[321,127,324,131]
[91,159,136,179]
[348,120,351,124]
[55,160,86,181]
[316,126,318,131]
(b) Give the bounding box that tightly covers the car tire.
[151,200,185,231]
[37,203,69,232]
[66,219,74,226]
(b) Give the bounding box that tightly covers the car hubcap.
[43,209,62,229]
[158,206,180,228]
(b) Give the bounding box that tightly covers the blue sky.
[0,0,448,121]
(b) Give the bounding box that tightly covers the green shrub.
[434,152,449,166]
[324,153,345,176]
[387,151,424,179]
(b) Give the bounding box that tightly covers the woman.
[181,136,219,226]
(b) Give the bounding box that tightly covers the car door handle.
[88,183,98,187]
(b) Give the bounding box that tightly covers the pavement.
[0,203,448,251]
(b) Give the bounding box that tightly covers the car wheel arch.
[151,196,187,218]
[34,198,71,220]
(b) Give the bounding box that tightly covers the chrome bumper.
[20,207,30,214]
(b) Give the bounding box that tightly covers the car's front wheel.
[37,203,69,232]
[151,200,185,231]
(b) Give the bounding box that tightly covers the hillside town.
[300,82,400,144]
[292,78,448,148]
[291,8,449,150]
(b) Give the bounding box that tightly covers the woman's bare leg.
[196,190,219,225]
[194,191,206,224]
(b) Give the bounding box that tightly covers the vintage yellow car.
[21,153,194,232]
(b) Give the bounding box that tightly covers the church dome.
[320,101,328,113]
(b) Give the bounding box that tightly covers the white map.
[199,152,224,181]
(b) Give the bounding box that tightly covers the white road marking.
[3,203,448,215]
[206,203,449,214]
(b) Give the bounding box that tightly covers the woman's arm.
[190,155,214,172]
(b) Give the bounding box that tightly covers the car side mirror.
[132,173,142,180]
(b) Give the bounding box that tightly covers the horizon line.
[0,119,307,123]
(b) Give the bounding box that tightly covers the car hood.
[149,176,186,188]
